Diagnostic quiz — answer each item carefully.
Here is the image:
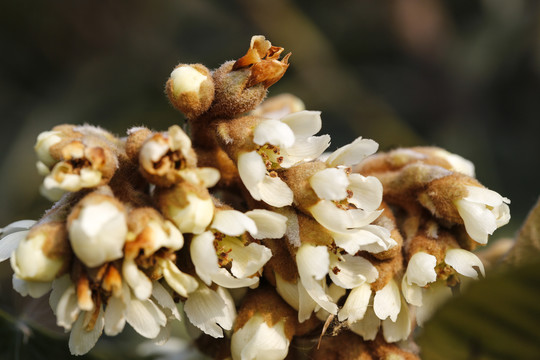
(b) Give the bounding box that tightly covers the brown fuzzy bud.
[311,331,374,360]
[166,64,215,120]
[125,127,153,163]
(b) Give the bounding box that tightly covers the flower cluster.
[0,36,510,359]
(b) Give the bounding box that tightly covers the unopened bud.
[166,64,214,119]
[67,192,127,268]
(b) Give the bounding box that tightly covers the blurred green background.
[1,0,539,358]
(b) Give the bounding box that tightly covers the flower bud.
[166,64,215,119]
[155,182,214,234]
[35,130,63,168]
[67,191,127,268]
[10,221,68,282]
[208,36,290,118]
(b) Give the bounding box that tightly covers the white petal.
[69,308,105,356]
[374,279,401,322]
[227,238,272,278]
[347,174,383,211]
[309,168,349,201]
[231,314,289,360]
[49,275,72,315]
[275,273,300,311]
[211,268,260,289]
[123,259,153,300]
[191,231,220,286]
[0,220,36,236]
[258,175,294,208]
[0,230,29,262]
[455,199,495,244]
[464,186,505,207]
[238,151,266,201]
[280,110,322,138]
[338,282,372,322]
[405,252,437,286]
[382,296,412,343]
[55,283,80,330]
[280,135,330,167]
[415,281,452,326]
[184,283,236,338]
[310,200,382,232]
[331,226,388,255]
[296,244,337,314]
[212,210,257,237]
[348,305,381,341]
[178,167,220,188]
[160,259,199,297]
[126,297,167,339]
[401,275,423,307]
[432,149,475,177]
[444,248,485,278]
[328,253,378,289]
[104,295,126,336]
[253,119,295,148]
[151,281,181,321]
[326,137,379,167]
[12,276,51,298]
[245,209,287,239]
[297,280,320,322]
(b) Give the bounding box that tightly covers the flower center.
[257,144,284,170]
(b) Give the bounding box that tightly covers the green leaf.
[505,196,540,266]
[417,260,540,360]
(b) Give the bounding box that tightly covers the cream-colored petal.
[178,167,220,188]
[49,275,72,315]
[309,168,349,201]
[104,295,126,336]
[211,268,260,289]
[238,151,266,201]
[310,200,382,232]
[348,305,381,341]
[69,308,105,356]
[212,210,257,237]
[191,231,220,286]
[123,258,153,300]
[184,283,236,338]
[338,282,372,322]
[166,192,214,235]
[455,199,496,244]
[0,230,29,262]
[464,186,505,207]
[445,248,485,278]
[231,314,290,360]
[432,149,475,177]
[245,209,287,239]
[347,174,383,211]
[331,226,389,255]
[280,135,330,168]
[253,119,295,148]
[326,137,379,167]
[54,282,80,330]
[227,237,272,279]
[296,244,337,314]
[258,175,294,208]
[406,252,437,287]
[151,281,181,321]
[328,253,378,289]
[12,276,52,298]
[126,297,167,339]
[401,275,423,307]
[382,296,412,343]
[280,110,322,138]
[160,258,199,297]
[297,279,320,322]
[275,273,300,311]
[374,279,401,322]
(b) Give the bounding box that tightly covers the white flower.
[455,185,511,244]
[34,130,62,168]
[68,197,127,268]
[238,111,330,207]
[295,243,379,319]
[230,313,290,360]
[0,220,36,262]
[191,209,285,289]
[401,249,485,325]
[348,279,412,343]
[308,168,383,234]
[183,282,236,338]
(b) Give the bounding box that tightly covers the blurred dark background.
[1,0,538,236]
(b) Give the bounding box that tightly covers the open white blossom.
[455,185,511,244]
[191,209,285,289]
[238,111,330,207]
[231,314,290,360]
[401,249,485,325]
